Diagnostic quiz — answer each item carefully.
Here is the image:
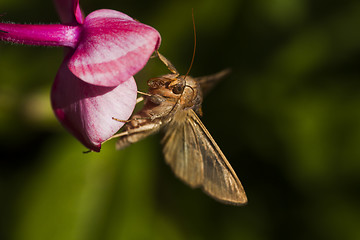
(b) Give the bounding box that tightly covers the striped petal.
[51,56,137,151]
[67,9,161,87]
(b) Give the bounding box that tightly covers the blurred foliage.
[1,0,360,240]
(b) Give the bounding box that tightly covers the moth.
[111,52,247,205]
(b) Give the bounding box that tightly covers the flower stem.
[0,23,80,48]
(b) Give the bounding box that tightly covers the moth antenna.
[168,8,197,116]
[160,9,197,118]
[167,9,197,115]
[184,8,196,79]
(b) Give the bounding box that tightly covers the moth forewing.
[162,109,247,205]
[188,110,247,205]
[162,110,204,188]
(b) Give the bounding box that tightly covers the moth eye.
[172,85,184,94]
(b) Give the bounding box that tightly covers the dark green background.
[1,0,360,239]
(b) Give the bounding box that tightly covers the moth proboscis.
[110,51,247,205]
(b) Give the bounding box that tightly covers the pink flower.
[0,0,161,151]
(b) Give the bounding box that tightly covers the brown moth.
[111,52,247,205]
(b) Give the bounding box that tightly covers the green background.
[1,0,360,239]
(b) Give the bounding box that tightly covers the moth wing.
[196,68,231,96]
[162,109,247,205]
[115,121,161,150]
[188,110,247,205]
[162,110,204,187]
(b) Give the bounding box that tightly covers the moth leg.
[148,94,167,105]
[112,117,132,123]
[137,90,168,105]
[156,51,179,75]
[101,130,130,145]
[136,97,144,104]
[135,91,153,104]
[111,122,161,150]
[137,90,152,97]
[105,130,130,141]
[112,116,155,124]
[105,127,139,144]
[135,90,159,104]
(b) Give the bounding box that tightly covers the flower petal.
[51,57,137,151]
[68,9,161,87]
[53,0,84,25]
